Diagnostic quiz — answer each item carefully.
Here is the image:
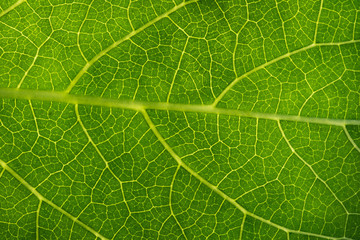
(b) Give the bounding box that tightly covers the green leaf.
[0,0,359,239]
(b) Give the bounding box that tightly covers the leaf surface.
[0,0,359,239]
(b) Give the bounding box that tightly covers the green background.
[0,0,359,239]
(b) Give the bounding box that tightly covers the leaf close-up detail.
[0,0,359,239]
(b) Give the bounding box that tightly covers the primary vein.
[1,88,359,127]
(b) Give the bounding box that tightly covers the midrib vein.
[0,159,109,240]
[1,88,359,126]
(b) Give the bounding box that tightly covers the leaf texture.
[0,0,359,239]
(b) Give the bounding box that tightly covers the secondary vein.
[212,39,360,106]
[64,0,198,94]
[0,159,109,240]
[0,0,26,18]
[141,109,351,240]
